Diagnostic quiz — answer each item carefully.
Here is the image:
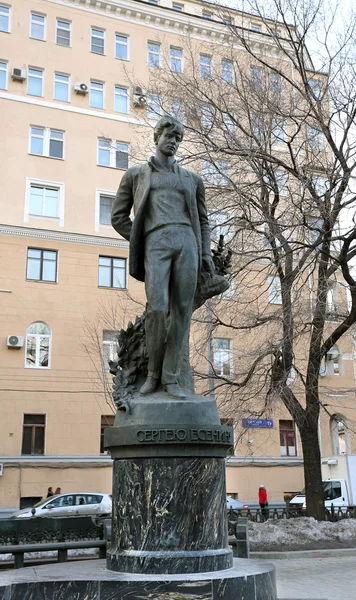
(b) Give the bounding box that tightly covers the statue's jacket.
[111,160,211,283]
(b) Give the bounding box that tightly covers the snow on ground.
[249,517,356,547]
[0,548,98,561]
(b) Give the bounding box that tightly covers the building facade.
[0,0,355,510]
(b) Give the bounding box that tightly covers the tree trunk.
[299,424,325,520]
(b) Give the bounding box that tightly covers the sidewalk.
[258,555,356,600]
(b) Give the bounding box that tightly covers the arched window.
[330,413,350,455]
[25,322,51,369]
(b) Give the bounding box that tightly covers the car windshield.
[33,495,60,508]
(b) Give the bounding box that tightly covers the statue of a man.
[111,116,214,399]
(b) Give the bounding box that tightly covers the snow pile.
[0,548,98,561]
[249,517,356,547]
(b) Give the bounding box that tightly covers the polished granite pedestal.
[0,558,277,599]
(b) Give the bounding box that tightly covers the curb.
[250,547,356,559]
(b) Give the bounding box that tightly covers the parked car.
[10,492,112,519]
[226,496,249,511]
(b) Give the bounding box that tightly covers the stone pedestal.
[104,392,233,575]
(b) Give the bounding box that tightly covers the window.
[148,42,161,67]
[279,420,296,456]
[90,81,104,109]
[25,322,51,369]
[307,126,326,151]
[326,281,338,315]
[200,54,212,79]
[200,105,214,131]
[0,4,10,32]
[323,480,342,501]
[172,2,184,11]
[202,10,212,19]
[97,139,129,169]
[99,193,114,225]
[268,275,282,304]
[252,115,264,140]
[56,19,71,46]
[148,0,159,4]
[0,60,7,89]
[115,34,129,60]
[221,59,233,84]
[209,212,230,242]
[114,86,129,113]
[213,338,232,376]
[312,175,329,197]
[308,79,322,99]
[54,73,69,102]
[201,160,230,186]
[100,415,115,452]
[223,112,235,135]
[30,13,45,40]
[223,16,232,25]
[326,344,342,375]
[98,256,127,289]
[147,94,162,120]
[170,47,183,73]
[30,127,64,159]
[270,72,281,94]
[22,414,45,455]
[272,119,285,145]
[29,184,59,218]
[275,170,288,196]
[26,248,57,282]
[102,333,118,372]
[250,65,262,90]
[91,27,105,54]
[27,68,43,97]
[171,97,184,121]
[250,23,260,32]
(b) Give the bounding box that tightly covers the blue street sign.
[242,418,274,429]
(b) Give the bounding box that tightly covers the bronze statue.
[111,116,215,399]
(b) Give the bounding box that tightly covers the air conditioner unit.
[7,335,24,348]
[11,68,27,81]
[133,85,147,107]
[74,82,89,94]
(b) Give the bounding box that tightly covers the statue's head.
[154,116,184,153]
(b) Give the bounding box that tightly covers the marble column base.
[0,558,277,600]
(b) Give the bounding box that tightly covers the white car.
[10,492,112,519]
[226,496,249,511]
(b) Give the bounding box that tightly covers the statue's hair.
[154,115,184,145]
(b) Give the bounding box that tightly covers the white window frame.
[148,41,161,68]
[29,126,65,160]
[201,160,230,186]
[25,322,52,370]
[0,4,10,33]
[95,189,116,232]
[147,93,162,120]
[30,12,46,41]
[308,79,322,99]
[250,65,263,89]
[25,177,65,226]
[115,33,129,60]
[27,67,44,97]
[213,338,233,376]
[171,97,184,121]
[209,212,231,243]
[91,27,105,55]
[200,54,212,79]
[250,22,260,32]
[0,59,7,90]
[114,85,129,114]
[307,126,326,152]
[268,275,282,304]
[270,72,281,94]
[275,170,288,196]
[53,72,70,103]
[170,46,183,73]
[56,18,71,47]
[272,119,285,145]
[221,59,233,84]
[97,138,130,170]
[102,331,119,372]
[90,80,105,109]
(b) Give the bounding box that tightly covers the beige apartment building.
[0,0,355,510]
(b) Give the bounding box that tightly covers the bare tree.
[127,0,356,519]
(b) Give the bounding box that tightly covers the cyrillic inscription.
[136,428,232,444]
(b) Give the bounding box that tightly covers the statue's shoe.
[164,383,186,399]
[140,376,160,396]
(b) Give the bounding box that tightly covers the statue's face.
[156,126,182,157]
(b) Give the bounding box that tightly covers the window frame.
[0,59,7,90]
[213,338,233,376]
[200,54,212,79]
[279,420,297,457]
[27,67,44,97]
[26,247,58,283]
[147,41,161,68]
[56,18,71,47]
[307,125,326,152]
[221,59,233,84]
[25,322,52,370]
[97,138,130,170]
[25,177,65,226]
[98,255,127,289]
[30,12,46,41]
[267,275,282,304]
[115,33,129,60]
[21,414,46,455]
[90,80,105,109]
[53,72,70,103]
[95,189,115,231]
[0,3,10,33]
[172,2,184,11]
[114,85,129,114]
[91,26,105,55]
[100,415,115,452]
[147,93,162,120]
[170,46,183,73]
[102,331,118,373]
[29,126,65,160]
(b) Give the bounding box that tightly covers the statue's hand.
[202,255,215,276]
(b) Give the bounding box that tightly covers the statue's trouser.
[144,225,198,385]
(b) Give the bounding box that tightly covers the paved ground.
[264,556,356,600]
